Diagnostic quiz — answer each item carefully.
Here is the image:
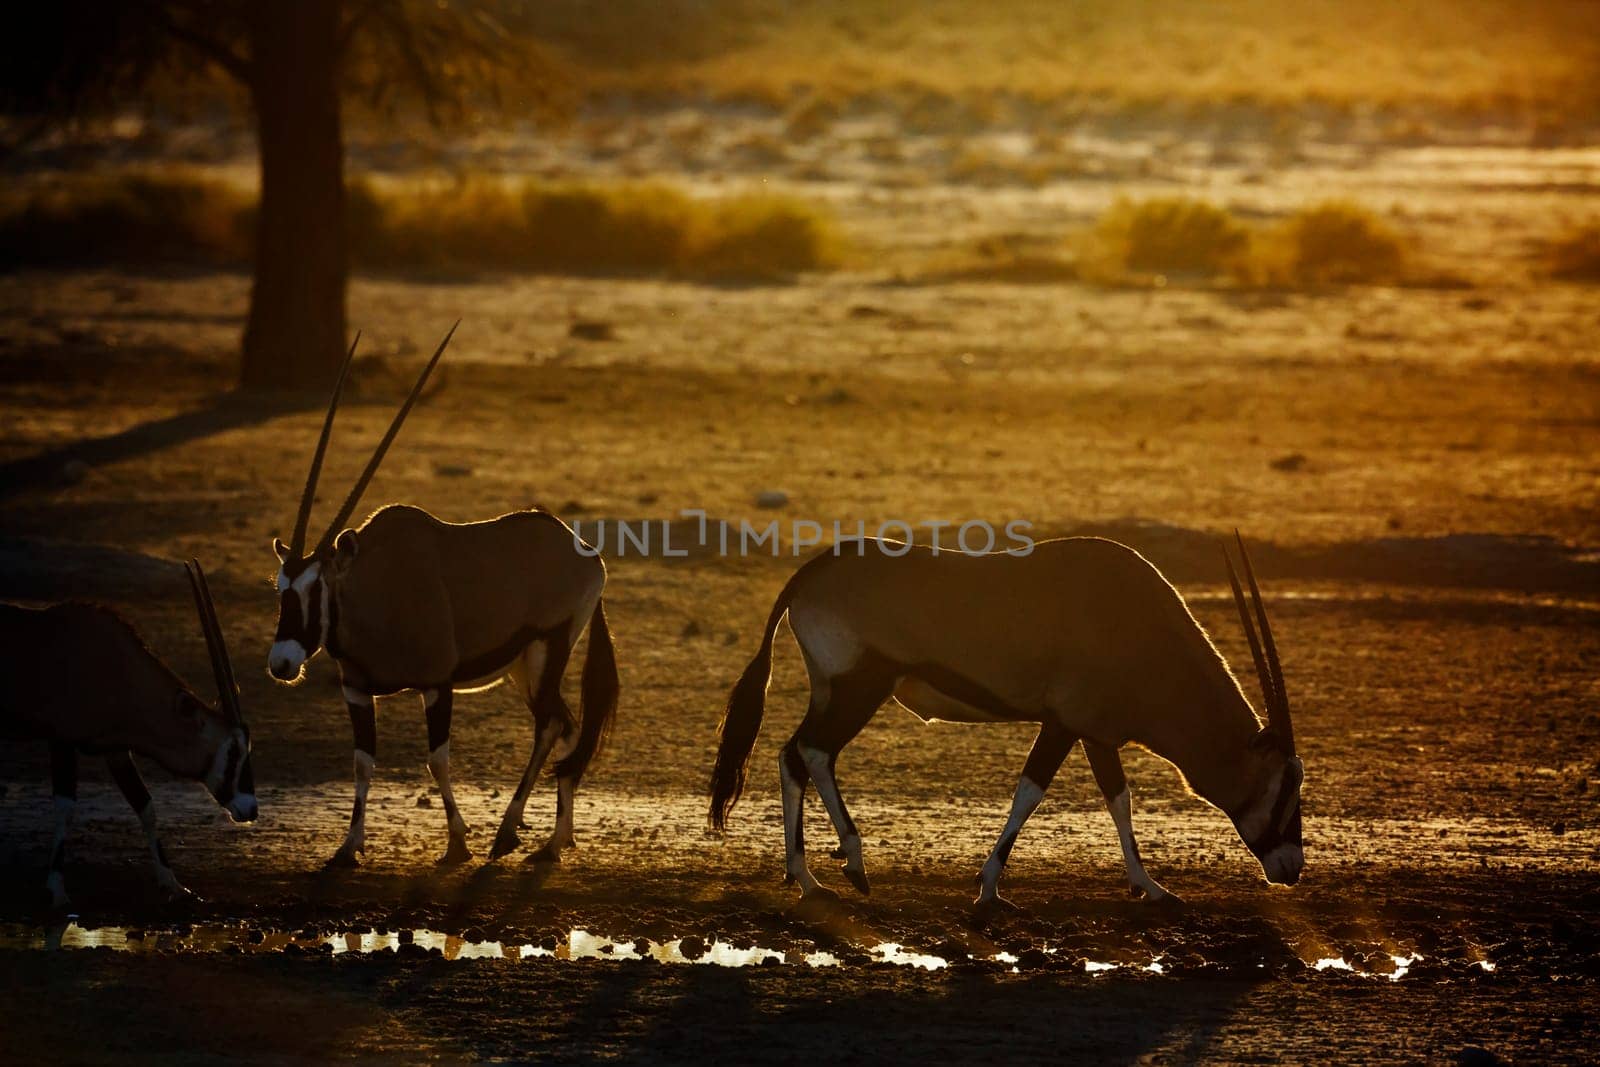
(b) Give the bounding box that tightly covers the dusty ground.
[3,121,1599,1061]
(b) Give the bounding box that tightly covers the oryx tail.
[708,563,814,830]
[555,596,618,781]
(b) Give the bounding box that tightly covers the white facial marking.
[268,639,308,680]
[205,739,232,793]
[276,570,290,593]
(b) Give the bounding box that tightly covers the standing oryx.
[1,560,256,909]
[267,326,617,867]
[709,533,1304,905]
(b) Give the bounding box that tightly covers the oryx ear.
[333,529,359,566]
[273,537,291,563]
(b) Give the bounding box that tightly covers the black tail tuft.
[555,597,617,781]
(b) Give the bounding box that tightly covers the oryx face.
[1232,741,1304,886]
[268,539,326,684]
[187,695,258,823]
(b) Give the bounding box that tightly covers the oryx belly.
[892,676,1012,724]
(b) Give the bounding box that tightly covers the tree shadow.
[0,390,309,501]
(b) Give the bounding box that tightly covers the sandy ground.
[2,123,1600,1060]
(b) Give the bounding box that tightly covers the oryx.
[267,326,618,867]
[1,560,256,909]
[709,533,1304,905]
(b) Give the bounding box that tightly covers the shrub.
[1,171,843,281]
[1545,223,1600,282]
[1265,200,1406,285]
[0,171,252,266]
[1088,196,1249,279]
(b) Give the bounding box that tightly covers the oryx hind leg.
[1084,739,1175,902]
[794,653,895,897]
[490,637,572,861]
[105,752,188,901]
[977,722,1075,908]
[45,742,76,910]
[532,608,596,865]
[424,687,472,866]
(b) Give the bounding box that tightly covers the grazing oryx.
[1,560,256,909]
[267,326,617,867]
[709,533,1304,905]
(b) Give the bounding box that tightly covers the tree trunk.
[240,1,346,392]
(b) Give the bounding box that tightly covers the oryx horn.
[289,332,362,559]
[314,321,459,556]
[1223,532,1293,753]
[184,559,242,726]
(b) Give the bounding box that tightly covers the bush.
[1088,196,1249,279]
[2,171,843,281]
[1265,201,1406,285]
[1545,223,1600,282]
[0,171,252,266]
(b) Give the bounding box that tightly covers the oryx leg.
[424,687,471,866]
[1084,739,1175,902]
[976,722,1075,907]
[491,638,571,861]
[328,685,376,868]
[105,751,187,900]
[778,736,821,896]
[45,742,76,910]
[794,660,894,897]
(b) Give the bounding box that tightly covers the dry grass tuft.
[1253,201,1407,286]
[1085,196,1249,280]
[1544,222,1600,282]
[0,171,843,281]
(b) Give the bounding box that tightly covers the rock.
[433,462,473,478]
[58,459,90,486]
[755,490,789,509]
[569,320,616,342]
[1270,453,1308,472]
[681,619,702,638]
[416,796,432,808]
[1456,1046,1504,1067]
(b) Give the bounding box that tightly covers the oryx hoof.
[325,846,363,869]
[488,828,521,861]
[526,841,562,865]
[797,884,840,907]
[829,846,847,860]
[437,839,472,867]
[842,867,871,896]
[973,892,1021,916]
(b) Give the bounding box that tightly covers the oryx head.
[267,324,457,683]
[184,559,258,824]
[1223,532,1304,887]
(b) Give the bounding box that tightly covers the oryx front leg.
[425,687,471,866]
[45,742,76,911]
[106,752,188,901]
[977,723,1073,908]
[329,685,375,868]
[1084,740,1176,902]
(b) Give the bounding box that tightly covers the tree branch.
[141,1,252,84]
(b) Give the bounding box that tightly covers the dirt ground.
[3,121,1600,1060]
